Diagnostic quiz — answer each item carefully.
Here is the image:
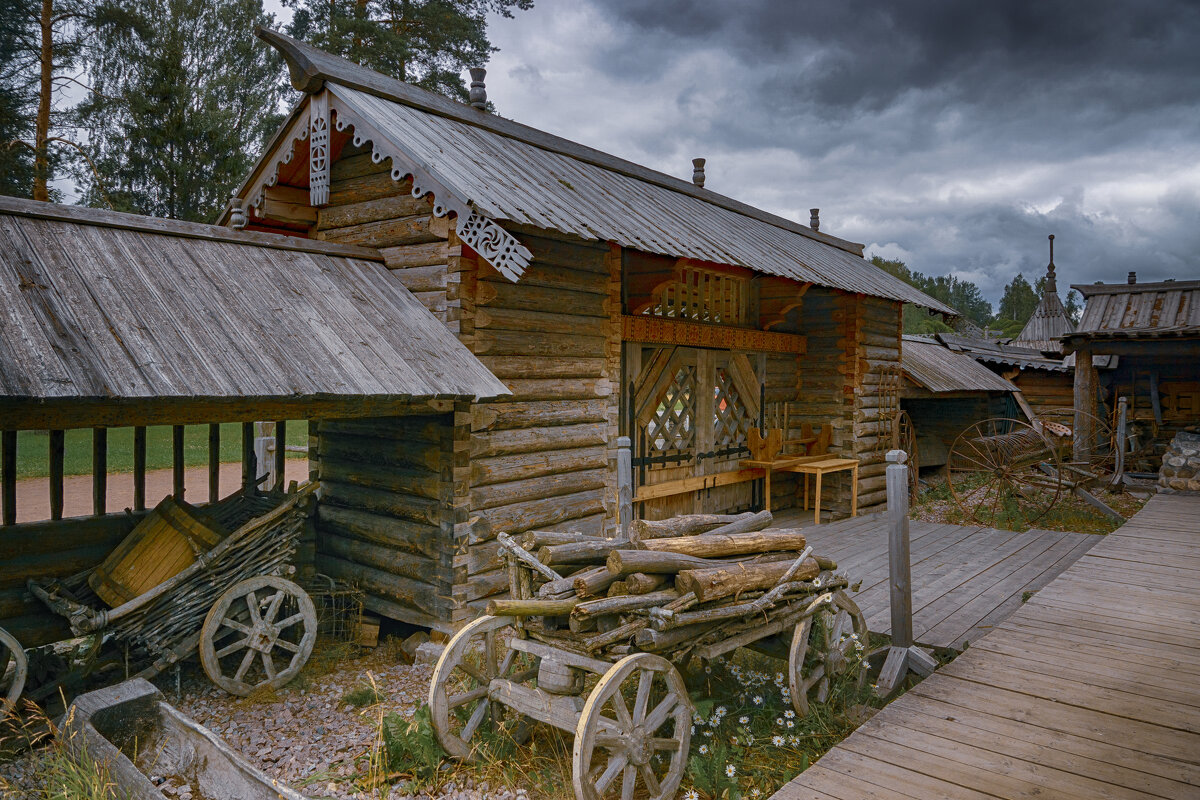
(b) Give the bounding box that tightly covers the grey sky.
[277,0,1200,306]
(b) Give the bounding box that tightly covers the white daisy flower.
[786,719,795,728]
[703,730,713,737]
[788,735,799,746]
[725,764,736,778]
[685,790,699,800]
[715,705,727,716]
[776,717,784,726]
[784,710,795,719]
[738,715,749,725]
[698,744,709,755]
[752,695,763,705]
[751,789,762,798]
[772,735,785,746]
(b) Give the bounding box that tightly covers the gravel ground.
[0,642,534,800]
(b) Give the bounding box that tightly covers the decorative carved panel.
[622,315,806,354]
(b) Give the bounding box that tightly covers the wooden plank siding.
[774,493,1200,800]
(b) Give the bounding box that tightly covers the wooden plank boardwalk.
[773,493,1200,800]
[772,509,1100,651]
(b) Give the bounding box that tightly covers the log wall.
[902,394,1010,468]
[1012,369,1074,418]
[312,414,456,632]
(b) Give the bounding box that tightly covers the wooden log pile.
[485,511,846,661]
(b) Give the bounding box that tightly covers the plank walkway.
[772,509,1100,651]
[773,493,1200,800]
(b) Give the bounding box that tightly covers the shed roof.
[934,333,1071,372]
[244,29,956,316]
[0,197,509,407]
[1065,279,1200,342]
[901,336,1018,394]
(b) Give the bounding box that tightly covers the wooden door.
[628,346,761,520]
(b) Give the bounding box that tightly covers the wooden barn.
[1063,274,1200,467]
[0,196,509,642]
[223,29,954,628]
[898,336,1018,468]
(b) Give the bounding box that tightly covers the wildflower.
[784,710,795,719]
[698,744,709,755]
[751,789,762,798]
[703,730,713,737]
[775,717,784,726]
[752,695,763,705]
[813,577,822,588]
[705,666,712,674]
[788,735,799,746]
[694,713,705,725]
[725,764,737,778]
[774,672,784,684]
[786,720,795,729]
[772,735,785,746]
[715,705,727,717]
[685,791,699,800]
[738,715,749,725]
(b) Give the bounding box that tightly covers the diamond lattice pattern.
[713,367,752,448]
[648,366,697,452]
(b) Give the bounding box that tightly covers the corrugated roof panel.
[329,85,957,315]
[0,197,510,403]
[901,337,1018,394]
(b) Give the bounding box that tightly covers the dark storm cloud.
[485,1,1200,304]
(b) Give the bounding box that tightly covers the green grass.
[14,422,309,480]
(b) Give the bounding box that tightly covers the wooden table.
[740,455,826,512]
[783,457,859,524]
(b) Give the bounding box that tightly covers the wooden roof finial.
[1045,234,1056,293]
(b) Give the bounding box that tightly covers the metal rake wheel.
[199,575,317,696]
[947,418,1064,529]
[1034,407,1116,487]
[572,653,692,800]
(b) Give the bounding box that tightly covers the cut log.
[700,509,772,536]
[640,528,806,558]
[606,549,800,577]
[630,512,755,540]
[486,598,580,616]
[571,590,678,622]
[624,573,668,594]
[539,539,631,566]
[676,559,822,603]
[521,530,605,549]
[573,567,619,597]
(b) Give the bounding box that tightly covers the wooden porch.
[773,493,1200,799]
[772,509,1100,651]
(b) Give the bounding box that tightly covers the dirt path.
[12,461,311,523]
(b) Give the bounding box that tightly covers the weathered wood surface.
[773,493,1200,800]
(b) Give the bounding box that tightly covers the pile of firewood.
[486,510,845,659]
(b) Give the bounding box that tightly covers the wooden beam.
[1072,348,1097,464]
[92,428,107,516]
[274,419,287,491]
[242,421,256,491]
[49,430,64,521]
[172,425,185,499]
[133,426,146,511]
[634,468,763,503]
[622,315,806,354]
[2,430,15,526]
[208,423,220,503]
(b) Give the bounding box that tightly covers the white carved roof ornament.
[250,29,531,282]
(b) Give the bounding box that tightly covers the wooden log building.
[898,336,1019,467]
[0,197,508,642]
[212,29,955,628]
[1063,274,1200,465]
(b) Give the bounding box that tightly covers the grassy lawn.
[14,422,309,480]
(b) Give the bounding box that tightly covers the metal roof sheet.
[1068,279,1200,339]
[934,333,1072,372]
[901,336,1018,394]
[0,197,509,403]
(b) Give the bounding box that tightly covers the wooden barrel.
[88,496,225,607]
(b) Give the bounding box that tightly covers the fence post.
[255,421,277,491]
[1113,396,1128,485]
[617,436,633,540]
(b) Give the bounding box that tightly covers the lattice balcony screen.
[647,365,697,453]
[646,266,748,325]
[713,366,753,448]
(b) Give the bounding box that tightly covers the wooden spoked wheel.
[0,626,27,718]
[892,409,920,503]
[199,576,317,696]
[947,418,1063,529]
[572,653,691,800]
[789,590,868,717]
[429,615,537,761]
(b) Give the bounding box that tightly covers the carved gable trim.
[244,108,310,215]
[327,88,531,282]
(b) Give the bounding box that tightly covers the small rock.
[414,641,445,665]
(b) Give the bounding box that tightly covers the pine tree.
[284,0,533,102]
[997,274,1039,325]
[871,255,994,332]
[76,0,287,220]
[0,0,36,197]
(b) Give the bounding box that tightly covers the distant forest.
[870,256,1081,338]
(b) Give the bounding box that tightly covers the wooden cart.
[20,484,319,701]
[429,534,867,800]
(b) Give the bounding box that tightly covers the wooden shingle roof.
[0,197,509,408]
[901,336,1018,394]
[1066,278,1200,342]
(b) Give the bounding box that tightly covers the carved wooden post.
[617,436,633,540]
[875,449,938,697]
[886,450,913,649]
[1073,347,1097,464]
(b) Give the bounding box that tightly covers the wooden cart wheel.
[789,590,868,717]
[199,576,317,696]
[947,417,1063,529]
[1034,407,1116,484]
[572,653,692,800]
[429,614,537,761]
[0,626,27,718]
